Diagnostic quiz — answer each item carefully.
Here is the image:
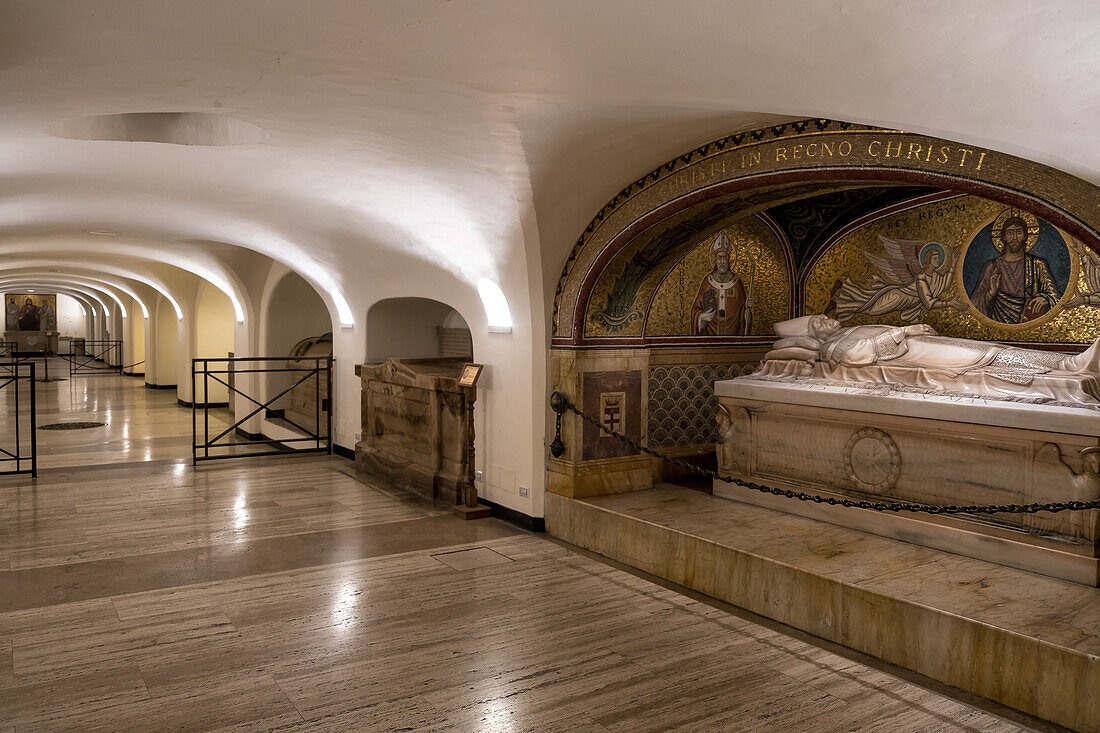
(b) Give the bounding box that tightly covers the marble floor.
[0,370,1064,731]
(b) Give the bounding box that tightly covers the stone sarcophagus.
[284,333,332,431]
[355,358,471,502]
[714,378,1100,586]
[4,331,58,355]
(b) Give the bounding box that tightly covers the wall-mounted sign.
[458,363,484,387]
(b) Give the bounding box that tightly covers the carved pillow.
[764,346,819,362]
[773,336,821,351]
[773,315,815,337]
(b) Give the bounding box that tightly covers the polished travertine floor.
[0,373,1057,730]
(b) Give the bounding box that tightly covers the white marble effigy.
[714,374,1100,586]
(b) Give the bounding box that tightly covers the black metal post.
[326,358,333,455]
[191,359,197,466]
[29,362,37,478]
[549,390,566,458]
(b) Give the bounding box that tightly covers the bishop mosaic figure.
[690,232,752,335]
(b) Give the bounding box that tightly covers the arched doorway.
[258,270,333,441]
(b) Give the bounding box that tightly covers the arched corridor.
[2,2,1098,731]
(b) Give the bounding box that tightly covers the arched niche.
[547,118,1100,500]
[263,270,332,357]
[195,282,235,404]
[367,297,472,363]
[260,270,333,425]
[553,119,1100,346]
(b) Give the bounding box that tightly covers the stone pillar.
[547,347,658,498]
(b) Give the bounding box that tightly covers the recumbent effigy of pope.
[714,315,1100,586]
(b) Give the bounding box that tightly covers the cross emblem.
[599,392,627,435]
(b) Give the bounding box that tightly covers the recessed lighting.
[87,230,119,236]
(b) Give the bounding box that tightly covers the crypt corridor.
[3,1,1100,731]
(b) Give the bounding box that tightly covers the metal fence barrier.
[0,362,37,477]
[68,340,123,376]
[0,341,16,376]
[192,356,333,464]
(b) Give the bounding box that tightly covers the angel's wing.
[864,236,922,285]
[941,245,960,270]
[1077,241,1100,291]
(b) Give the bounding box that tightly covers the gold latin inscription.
[746,136,987,172]
[863,138,985,170]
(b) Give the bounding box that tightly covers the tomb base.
[715,379,1100,586]
[545,487,1100,733]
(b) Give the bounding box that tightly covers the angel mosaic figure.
[826,236,962,325]
[1067,240,1100,309]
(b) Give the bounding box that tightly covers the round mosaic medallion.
[843,427,901,493]
[39,421,106,431]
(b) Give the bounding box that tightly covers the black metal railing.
[68,340,123,376]
[192,356,333,464]
[0,341,16,376]
[0,362,37,477]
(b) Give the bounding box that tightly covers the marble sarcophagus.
[714,377,1100,586]
[355,357,471,503]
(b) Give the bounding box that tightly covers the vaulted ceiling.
[2,0,1098,332]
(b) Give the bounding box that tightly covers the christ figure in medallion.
[968,211,1059,324]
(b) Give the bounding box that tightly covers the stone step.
[546,485,1099,733]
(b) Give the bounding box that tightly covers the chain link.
[552,393,1100,516]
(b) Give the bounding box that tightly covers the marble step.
[546,485,1100,733]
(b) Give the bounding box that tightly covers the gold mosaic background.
[804,195,1100,344]
[646,217,789,336]
[555,120,1100,341]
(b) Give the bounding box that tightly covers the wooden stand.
[454,384,491,520]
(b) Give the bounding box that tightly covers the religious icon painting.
[958,207,1078,330]
[644,219,789,339]
[689,231,753,336]
[5,293,58,332]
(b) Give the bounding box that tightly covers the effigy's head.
[809,314,842,339]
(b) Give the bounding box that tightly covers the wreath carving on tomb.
[844,427,901,493]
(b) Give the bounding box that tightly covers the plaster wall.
[154,297,179,387]
[55,293,85,339]
[195,284,235,403]
[128,305,145,373]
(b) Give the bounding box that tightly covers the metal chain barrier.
[549,391,1100,516]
